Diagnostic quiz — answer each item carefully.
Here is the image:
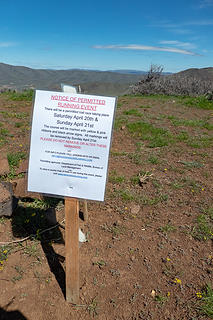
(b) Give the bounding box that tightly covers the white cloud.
[149,18,213,36]
[152,19,213,28]
[150,19,213,36]
[93,44,200,56]
[172,29,192,34]
[159,40,196,49]
[187,19,213,26]
[199,0,213,8]
[0,42,16,47]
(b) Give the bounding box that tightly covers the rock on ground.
[13,177,43,200]
[0,158,10,176]
[0,182,17,217]
[130,204,141,215]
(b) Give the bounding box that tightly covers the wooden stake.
[65,198,79,304]
[83,199,88,222]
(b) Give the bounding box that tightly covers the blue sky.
[0,0,213,72]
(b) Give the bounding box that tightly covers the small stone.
[151,290,156,298]
[13,178,28,198]
[130,204,140,215]
[0,184,10,202]
[0,183,15,217]
[0,158,10,176]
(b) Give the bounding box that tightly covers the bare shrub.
[131,65,213,98]
[145,64,164,82]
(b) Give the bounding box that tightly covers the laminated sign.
[28,90,117,201]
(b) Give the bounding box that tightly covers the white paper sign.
[28,90,116,201]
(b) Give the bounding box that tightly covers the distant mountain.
[176,67,213,81]
[109,70,147,75]
[0,63,212,96]
[0,63,144,95]
[110,69,172,75]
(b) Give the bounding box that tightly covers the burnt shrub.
[131,74,213,97]
[131,65,213,97]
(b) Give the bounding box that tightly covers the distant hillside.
[110,69,172,75]
[176,67,213,81]
[0,63,144,95]
[109,70,147,75]
[0,63,212,96]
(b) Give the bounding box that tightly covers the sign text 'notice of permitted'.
[28,90,116,201]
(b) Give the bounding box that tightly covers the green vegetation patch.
[176,131,189,142]
[175,132,213,149]
[127,152,143,165]
[126,94,213,109]
[127,121,173,147]
[179,177,201,192]
[1,89,34,101]
[197,284,213,318]
[160,223,177,234]
[0,245,11,263]
[7,151,27,169]
[126,94,173,101]
[155,294,168,305]
[114,116,128,129]
[148,154,159,164]
[192,207,213,241]
[180,161,204,168]
[0,127,9,147]
[110,151,127,157]
[117,189,135,201]
[123,109,143,117]
[0,128,9,136]
[111,188,135,202]
[127,94,213,110]
[5,152,27,179]
[108,170,125,184]
[187,135,213,148]
[168,116,213,130]
[15,122,25,128]
[0,139,7,148]
[135,194,168,206]
[0,111,28,119]
[180,96,213,110]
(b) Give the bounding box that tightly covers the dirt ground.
[0,93,212,320]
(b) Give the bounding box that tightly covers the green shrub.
[1,89,34,101]
[127,121,173,147]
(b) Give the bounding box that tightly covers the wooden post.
[83,199,88,222]
[65,198,79,304]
